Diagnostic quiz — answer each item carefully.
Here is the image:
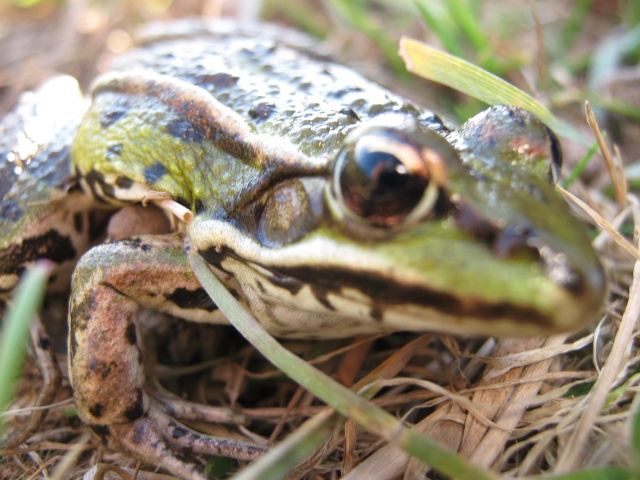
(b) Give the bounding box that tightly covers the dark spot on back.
[249,102,276,121]
[340,108,360,121]
[166,119,204,142]
[39,147,72,187]
[328,86,363,99]
[368,104,386,115]
[106,144,123,160]
[100,109,127,128]
[199,72,239,89]
[194,199,205,214]
[0,199,23,222]
[144,162,167,184]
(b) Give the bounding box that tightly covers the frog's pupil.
[337,137,429,227]
[357,150,408,195]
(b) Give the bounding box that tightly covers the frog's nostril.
[492,225,534,257]
[557,267,585,294]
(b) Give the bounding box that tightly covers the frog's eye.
[332,127,441,228]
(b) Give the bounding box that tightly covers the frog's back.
[112,20,424,153]
[71,21,436,218]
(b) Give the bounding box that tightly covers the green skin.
[1,20,604,480]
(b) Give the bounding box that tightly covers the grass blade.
[399,37,588,145]
[0,261,52,435]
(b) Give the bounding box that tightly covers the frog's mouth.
[197,235,598,338]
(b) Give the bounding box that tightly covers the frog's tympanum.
[0,20,605,479]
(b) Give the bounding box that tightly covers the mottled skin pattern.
[1,20,605,479]
[0,77,90,296]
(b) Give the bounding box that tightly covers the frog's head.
[194,106,605,338]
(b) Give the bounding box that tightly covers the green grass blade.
[446,0,488,53]
[232,410,341,480]
[561,141,599,188]
[189,252,497,480]
[326,0,407,74]
[538,467,637,480]
[0,261,52,435]
[559,0,593,54]
[399,37,589,145]
[633,384,640,476]
[413,0,465,57]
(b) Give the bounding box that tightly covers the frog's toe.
[148,407,267,459]
[101,407,266,480]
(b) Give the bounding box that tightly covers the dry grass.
[1,1,638,479]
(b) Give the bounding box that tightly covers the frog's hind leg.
[68,233,265,479]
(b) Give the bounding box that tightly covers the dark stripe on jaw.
[200,245,554,329]
[83,168,116,201]
[278,265,555,328]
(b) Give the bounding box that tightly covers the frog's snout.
[453,198,604,302]
[496,224,604,300]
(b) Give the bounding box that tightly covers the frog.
[0,18,605,480]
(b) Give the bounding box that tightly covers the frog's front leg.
[68,233,266,479]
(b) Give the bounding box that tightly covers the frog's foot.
[68,234,265,478]
[101,407,266,480]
